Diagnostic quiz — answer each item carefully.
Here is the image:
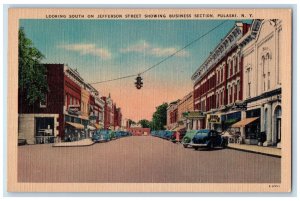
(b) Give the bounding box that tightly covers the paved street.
[18,136,280,183]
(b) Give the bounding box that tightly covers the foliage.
[18,27,48,106]
[138,119,151,128]
[128,119,136,127]
[150,103,168,130]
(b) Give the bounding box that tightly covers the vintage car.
[163,130,175,140]
[92,130,111,142]
[158,130,166,138]
[190,129,228,150]
[151,130,158,137]
[182,130,199,148]
[109,130,116,140]
[115,131,123,138]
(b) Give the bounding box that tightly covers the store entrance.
[35,117,55,144]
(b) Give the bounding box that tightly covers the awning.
[231,117,259,127]
[174,125,186,131]
[94,123,102,129]
[87,125,96,130]
[65,122,84,129]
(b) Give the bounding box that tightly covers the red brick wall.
[127,127,151,136]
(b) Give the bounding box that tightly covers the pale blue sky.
[20,19,252,121]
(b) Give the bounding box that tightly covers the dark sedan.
[189,129,228,150]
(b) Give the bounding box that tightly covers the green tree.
[138,119,151,128]
[18,27,48,107]
[150,103,168,130]
[128,119,136,127]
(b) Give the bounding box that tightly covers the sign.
[207,114,221,123]
[68,105,81,115]
[184,111,204,118]
[232,102,247,110]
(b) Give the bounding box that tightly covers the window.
[65,94,68,107]
[235,57,238,73]
[262,53,271,92]
[221,67,223,82]
[40,94,47,108]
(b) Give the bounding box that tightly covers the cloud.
[58,43,111,60]
[120,41,190,58]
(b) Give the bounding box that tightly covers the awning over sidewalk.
[87,125,96,130]
[174,125,186,132]
[231,117,259,127]
[94,123,102,129]
[65,122,85,129]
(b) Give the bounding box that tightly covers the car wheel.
[183,144,188,148]
[193,147,199,151]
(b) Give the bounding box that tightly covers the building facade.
[191,22,250,132]
[166,100,180,130]
[238,19,283,147]
[18,64,109,144]
[177,92,194,130]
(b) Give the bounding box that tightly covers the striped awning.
[231,117,259,127]
[65,122,84,129]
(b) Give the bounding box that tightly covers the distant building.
[177,92,194,130]
[166,100,180,130]
[127,127,151,136]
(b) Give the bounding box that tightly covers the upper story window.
[40,94,47,108]
[262,52,271,92]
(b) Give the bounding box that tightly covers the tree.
[150,103,168,130]
[138,119,151,128]
[128,119,136,127]
[18,27,48,107]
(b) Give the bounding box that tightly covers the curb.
[52,141,95,147]
[227,146,281,158]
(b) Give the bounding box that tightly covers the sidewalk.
[227,143,281,157]
[52,138,95,147]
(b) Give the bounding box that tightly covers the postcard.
[7,8,292,192]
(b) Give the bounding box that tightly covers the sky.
[20,19,252,121]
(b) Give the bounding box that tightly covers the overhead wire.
[90,20,229,85]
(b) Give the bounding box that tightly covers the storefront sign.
[68,105,81,115]
[232,102,247,110]
[208,114,221,123]
[184,111,204,118]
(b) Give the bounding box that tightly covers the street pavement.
[18,136,281,183]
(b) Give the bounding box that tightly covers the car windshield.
[196,130,209,137]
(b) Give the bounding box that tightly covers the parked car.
[109,130,116,140]
[92,130,111,142]
[158,130,165,138]
[151,130,158,137]
[182,130,199,148]
[115,131,123,138]
[190,129,228,150]
[163,130,175,140]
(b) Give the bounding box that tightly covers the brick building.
[166,100,180,130]
[18,64,106,144]
[191,22,250,131]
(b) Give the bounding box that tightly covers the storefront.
[184,111,205,130]
[221,111,241,131]
[64,121,85,141]
[63,105,89,141]
[206,114,222,132]
[35,117,55,144]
